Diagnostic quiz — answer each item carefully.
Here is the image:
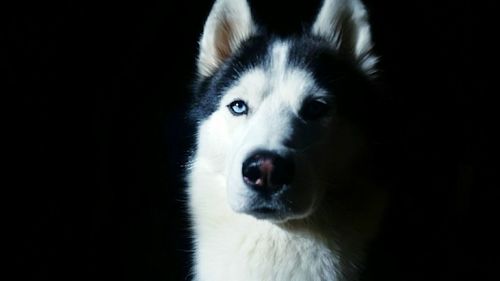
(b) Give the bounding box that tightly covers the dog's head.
[191,0,378,222]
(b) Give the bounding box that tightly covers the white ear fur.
[197,0,257,77]
[312,0,377,75]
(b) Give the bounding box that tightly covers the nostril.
[242,160,263,186]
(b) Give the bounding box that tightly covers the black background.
[9,0,496,280]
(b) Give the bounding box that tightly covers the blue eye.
[228,100,248,116]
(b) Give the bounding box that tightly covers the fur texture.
[187,1,386,280]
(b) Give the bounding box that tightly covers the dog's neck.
[189,162,386,281]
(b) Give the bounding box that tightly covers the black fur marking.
[287,35,377,125]
[190,33,376,128]
[189,34,272,124]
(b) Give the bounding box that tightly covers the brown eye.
[300,100,330,120]
[228,100,248,116]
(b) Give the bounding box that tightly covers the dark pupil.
[230,100,247,115]
[301,100,329,120]
[234,102,243,110]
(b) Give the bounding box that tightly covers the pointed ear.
[312,0,377,75]
[197,0,257,77]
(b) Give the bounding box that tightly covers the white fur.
[188,1,385,280]
[221,42,326,217]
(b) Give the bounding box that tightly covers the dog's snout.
[242,151,295,192]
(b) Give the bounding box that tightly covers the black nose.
[242,151,295,192]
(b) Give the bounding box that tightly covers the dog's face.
[191,0,377,222]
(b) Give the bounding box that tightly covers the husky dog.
[187,0,386,280]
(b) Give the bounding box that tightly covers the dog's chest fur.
[194,218,342,281]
